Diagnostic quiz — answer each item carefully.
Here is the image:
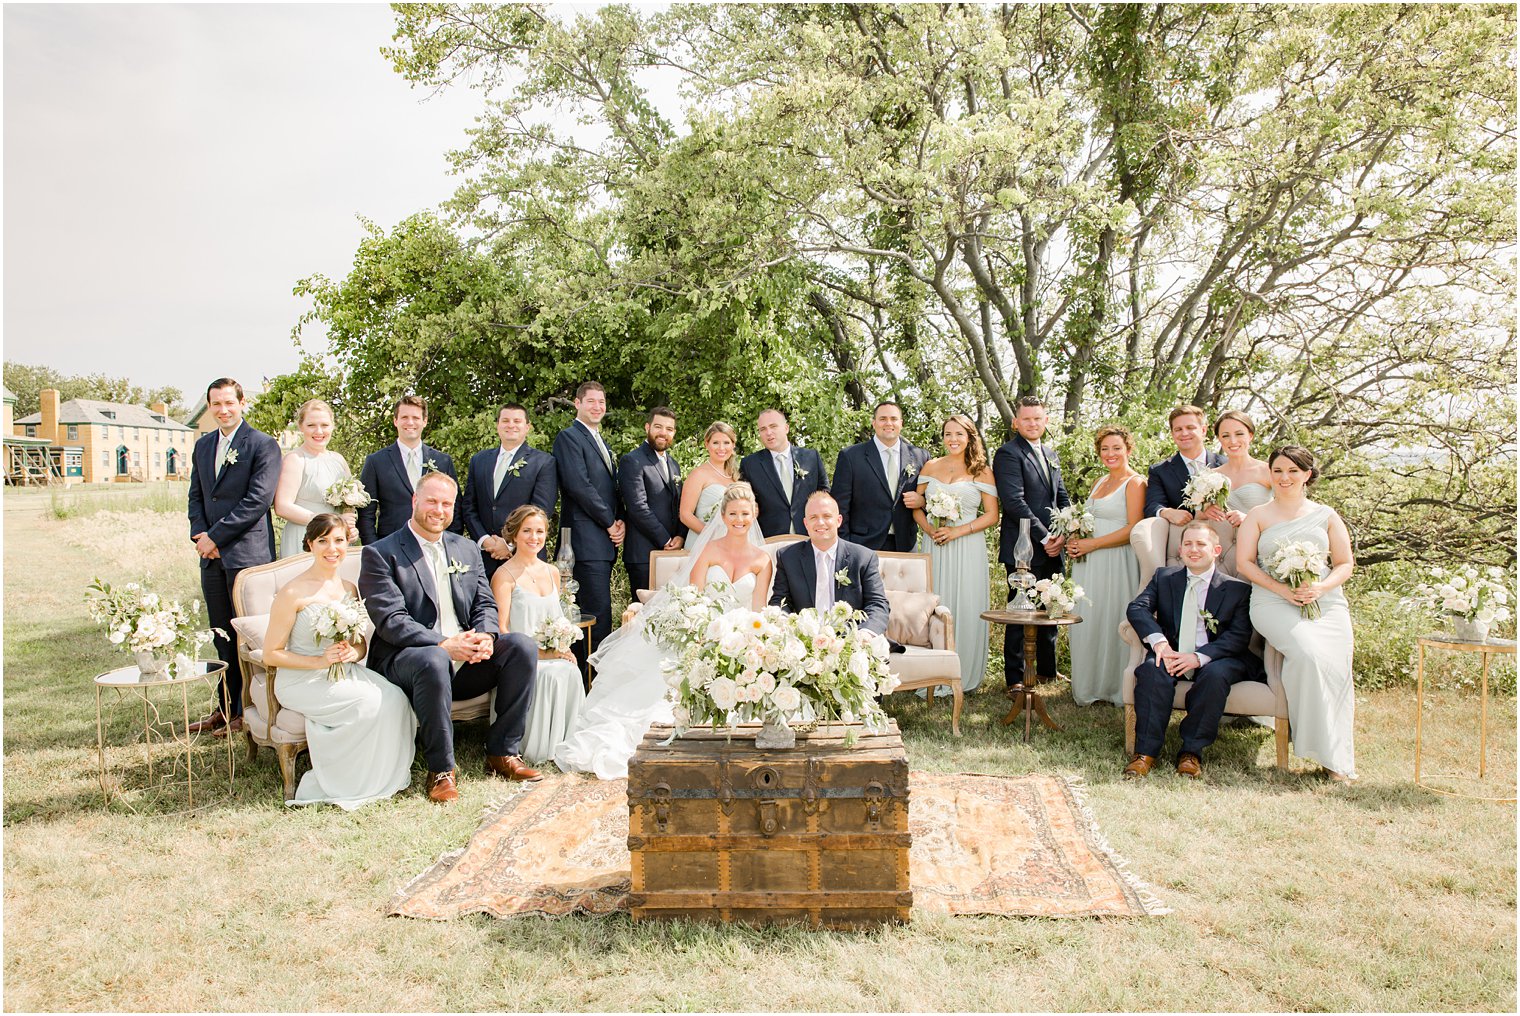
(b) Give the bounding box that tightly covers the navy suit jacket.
[356,442,461,545]
[551,421,621,563]
[618,440,683,574]
[991,435,1071,570]
[461,444,558,570]
[769,539,889,637]
[187,424,281,570]
[357,526,498,677]
[832,439,930,552]
[739,445,828,537]
[1144,451,1227,518]
[1126,566,1264,679]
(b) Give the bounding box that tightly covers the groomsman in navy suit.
[463,403,558,577]
[992,395,1072,692]
[1124,521,1264,779]
[618,407,684,595]
[739,408,829,537]
[1144,404,1226,523]
[832,401,929,552]
[359,472,540,803]
[551,381,624,661]
[356,395,461,545]
[769,491,890,637]
[186,377,281,734]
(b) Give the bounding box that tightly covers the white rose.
[771,684,802,712]
[708,677,739,711]
[756,672,777,694]
[108,628,126,644]
[718,630,748,657]
[848,651,871,681]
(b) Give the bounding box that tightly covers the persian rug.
[389,771,1169,920]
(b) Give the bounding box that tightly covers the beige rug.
[390,771,1168,920]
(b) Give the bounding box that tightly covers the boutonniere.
[446,558,471,576]
[834,567,851,586]
[794,464,809,480]
[423,457,441,474]
[1197,607,1219,634]
[504,458,528,478]
[901,462,918,479]
[223,448,239,466]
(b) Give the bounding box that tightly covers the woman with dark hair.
[911,414,999,690]
[259,513,418,807]
[490,505,586,764]
[1235,447,1357,781]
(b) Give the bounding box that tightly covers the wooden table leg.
[1001,624,1062,737]
[1480,652,1490,780]
[1415,641,1425,786]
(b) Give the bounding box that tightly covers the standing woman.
[911,415,999,691]
[1065,426,1145,706]
[491,506,587,765]
[1199,410,1273,530]
[678,422,741,544]
[1235,447,1357,781]
[275,399,357,557]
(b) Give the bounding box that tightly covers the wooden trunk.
[626,721,911,930]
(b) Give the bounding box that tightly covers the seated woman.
[1235,446,1357,781]
[490,505,587,765]
[259,513,418,808]
[555,483,770,780]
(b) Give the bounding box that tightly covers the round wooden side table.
[1414,633,1516,803]
[981,609,1083,742]
[94,659,233,809]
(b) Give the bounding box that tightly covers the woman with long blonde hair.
[274,399,357,557]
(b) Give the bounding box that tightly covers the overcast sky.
[3,3,486,404]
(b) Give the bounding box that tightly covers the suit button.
[212,496,219,501]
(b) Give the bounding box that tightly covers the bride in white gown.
[554,483,772,779]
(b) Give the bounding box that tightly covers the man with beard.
[617,407,684,595]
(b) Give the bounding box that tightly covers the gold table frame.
[1414,634,1516,803]
[94,660,235,809]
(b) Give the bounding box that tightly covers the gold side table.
[569,612,596,689]
[94,660,234,809]
[981,609,1083,742]
[1415,634,1516,803]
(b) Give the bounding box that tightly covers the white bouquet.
[1402,566,1512,624]
[307,595,370,680]
[324,476,371,510]
[535,615,584,655]
[1264,539,1329,619]
[642,582,725,651]
[1182,472,1230,513]
[85,578,223,674]
[1048,504,1095,539]
[925,487,961,528]
[1033,575,1083,617]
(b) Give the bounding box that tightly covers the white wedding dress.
[553,517,763,780]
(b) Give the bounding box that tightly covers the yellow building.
[12,388,195,484]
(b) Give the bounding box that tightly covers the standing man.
[186,377,281,735]
[769,491,890,637]
[1144,405,1225,523]
[463,403,558,577]
[359,471,541,803]
[992,395,1072,695]
[618,407,683,595]
[739,407,829,537]
[356,395,461,545]
[551,381,624,661]
[831,400,929,552]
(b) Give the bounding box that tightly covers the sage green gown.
[507,586,587,765]
[1227,481,1272,515]
[278,449,352,558]
[917,477,997,691]
[1069,476,1140,706]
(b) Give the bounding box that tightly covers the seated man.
[769,490,890,638]
[1124,521,1263,779]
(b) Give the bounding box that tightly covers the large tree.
[3,360,185,419]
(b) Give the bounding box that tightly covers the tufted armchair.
[230,553,490,799]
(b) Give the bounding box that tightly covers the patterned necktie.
[215,435,231,476]
[422,539,461,639]
[592,430,612,473]
[1178,574,1203,658]
[1186,457,1201,477]
[406,447,422,488]
[777,452,793,499]
[1034,444,1051,485]
[493,448,512,495]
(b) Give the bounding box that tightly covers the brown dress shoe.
[187,710,226,734]
[426,770,459,803]
[486,755,543,782]
[211,716,246,738]
[1176,753,1203,778]
[1123,754,1156,779]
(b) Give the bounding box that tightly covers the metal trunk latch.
[864,781,885,828]
[651,782,672,833]
[752,766,781,837]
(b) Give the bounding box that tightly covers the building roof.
[16,398,195,432]
[2,385,16,404]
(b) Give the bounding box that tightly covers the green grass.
[3,497,1515,1011]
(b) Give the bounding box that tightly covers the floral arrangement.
[1182,472,1230,512]
[1033,574,1083,617]
[642,582,725,651]
[535,616,585,655]
[1048,504,1095,539]
[84,578,222,675]
[324,476,371,510]
[307,596,370,680]
[1402,566,1512,625]
[1264,539,1329,619]
[925,487,961,528]
[661,600,899,744]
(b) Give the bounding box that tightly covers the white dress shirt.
[397,440,424,488]
[1145,565,1215,667]
[215,422,243,474]
[410,523,463,641]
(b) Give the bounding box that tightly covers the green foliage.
[4,360,185,419]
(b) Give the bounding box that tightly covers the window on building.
[25,425,36,437]
[101,410,116,420]
[66,425,79,441]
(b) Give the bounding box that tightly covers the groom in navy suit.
[832,401,929,552]
[1125,521,1264,779]
[769,491,890,637]
[992,395,1072,692]
[552,381,624,661]
[186,377,281,734]
[463,404,558,577]
[357,395,461,545]
[359,471,540,803]
[739,408,828,537]
[618,407,684,595]
[1144,405,1226,523]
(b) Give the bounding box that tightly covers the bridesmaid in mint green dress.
[1198,410,1273,565]
[274,400,357,558]
[1236,447,1358,781]
[912,415,1000,692]
[1065,426,1146,706]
